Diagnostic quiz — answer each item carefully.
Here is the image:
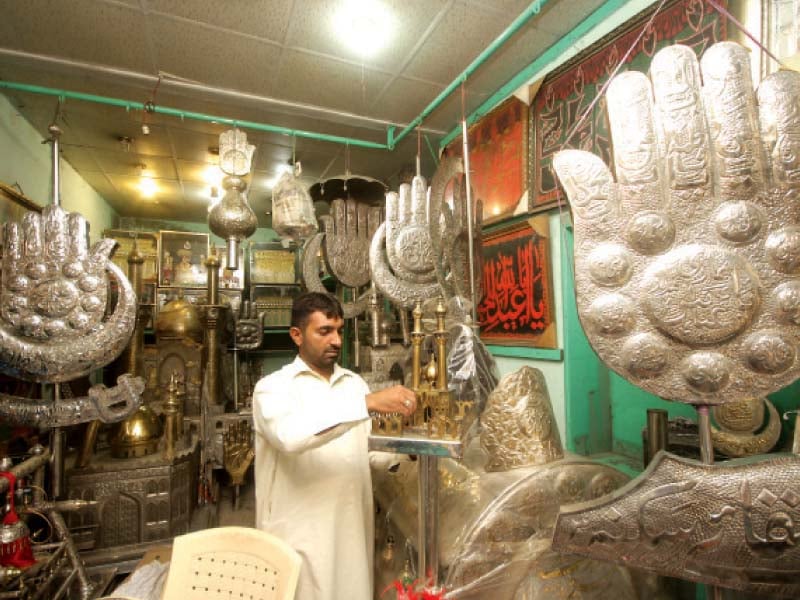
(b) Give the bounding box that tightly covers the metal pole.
[49,124,61,206]
[51,386,65,500]
[697,405,722,599]
[461,120,479,328]
[645,408,668,467]
[0,81,388,150]
[417,454,440,589]
[0,48,445,135]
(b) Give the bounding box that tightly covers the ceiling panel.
[465,25,560,95]
[167,128,221,163]
[283,0,450,74]
[176,160,216,186]
[0,0,604,225]
[402,2,512,84]
[149,15,283,97]
[94,150,177,179]
[60,145,103,172]
[533,0,607,36]
[145,0,294,43]
[374,77,445,124]
[272,49,392,115]
[1,0,154,73]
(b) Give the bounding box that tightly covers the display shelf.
[368,433,463,459]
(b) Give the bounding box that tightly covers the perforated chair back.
[161,526,301,600]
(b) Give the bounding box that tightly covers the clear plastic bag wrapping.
[372,438,672,599]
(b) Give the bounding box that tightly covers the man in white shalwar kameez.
[253,292,417,600]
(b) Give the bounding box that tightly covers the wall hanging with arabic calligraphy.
[446,97,528,224]
[529,0,726,211]
[477,215,556,348]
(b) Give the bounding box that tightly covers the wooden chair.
[161,527,301,600]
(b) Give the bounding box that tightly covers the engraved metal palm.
[0,205,137,382]
[370,175,441,308]
[321,198,381,288]
[429,156,483,303]
[554,42,800,405]
[223,419,254,486]
[234,300,264,350]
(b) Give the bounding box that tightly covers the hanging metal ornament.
[272,160,318,244]
[208,129,258,270]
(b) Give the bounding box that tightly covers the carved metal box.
[66,444,196,550]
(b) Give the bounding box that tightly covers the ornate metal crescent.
[0,374,144,427]
[301,233,369,318]
[0,258,137,383]
[553,452,800,597]
[369,223,441,309]
[711,398,781,458]
[553,42,800,405]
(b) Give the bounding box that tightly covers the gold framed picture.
[249,242,296,285]
[104,229,159,283]
[158,231,209,288]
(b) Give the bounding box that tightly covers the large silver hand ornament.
[301,199,380,319]
[429,157,483,303]
[234,300,264,350]
[0,204,137,382]
[323,198,381,288]
[554,42,800,406]
[370,175,441,307]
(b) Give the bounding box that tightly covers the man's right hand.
[366,385,417,418]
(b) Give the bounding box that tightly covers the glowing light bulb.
[333,0,394,58]
[139,176,157,198]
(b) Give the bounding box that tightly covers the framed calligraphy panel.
[446,97,528,223]
[530,0,726,210]
[477,216,556,348]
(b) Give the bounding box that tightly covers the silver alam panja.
[370,157,480,309]
[0,205,137,384]
[369,173,442,308]
[555,42,800,406]
[552,41,800,595]
[301,199,381,319]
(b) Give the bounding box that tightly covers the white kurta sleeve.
[253,375,368,453]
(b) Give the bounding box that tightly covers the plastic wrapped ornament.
[208,129,258,270]
[271,161,317,244]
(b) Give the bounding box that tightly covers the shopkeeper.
[253,292,417,600]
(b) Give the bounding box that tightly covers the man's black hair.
[290,292,344,330]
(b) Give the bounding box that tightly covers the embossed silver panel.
[481,366,563,471]
[553,452,800,597]
[553,42,800,405]
[301,233,369,319]
[712,397,781,457]
[428,156,483,304]
[0,205,137,382]
[370,175,442,308]
[322,198,381,289]
[0,374,143,427]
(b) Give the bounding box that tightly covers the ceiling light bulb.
[334,0,394,58]
[139,176,157,198]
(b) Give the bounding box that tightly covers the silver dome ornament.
[0,205,137,382]
[208,130,258,271]
[272,162,318,243]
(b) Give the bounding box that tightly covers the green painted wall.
[0,93,116,240]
